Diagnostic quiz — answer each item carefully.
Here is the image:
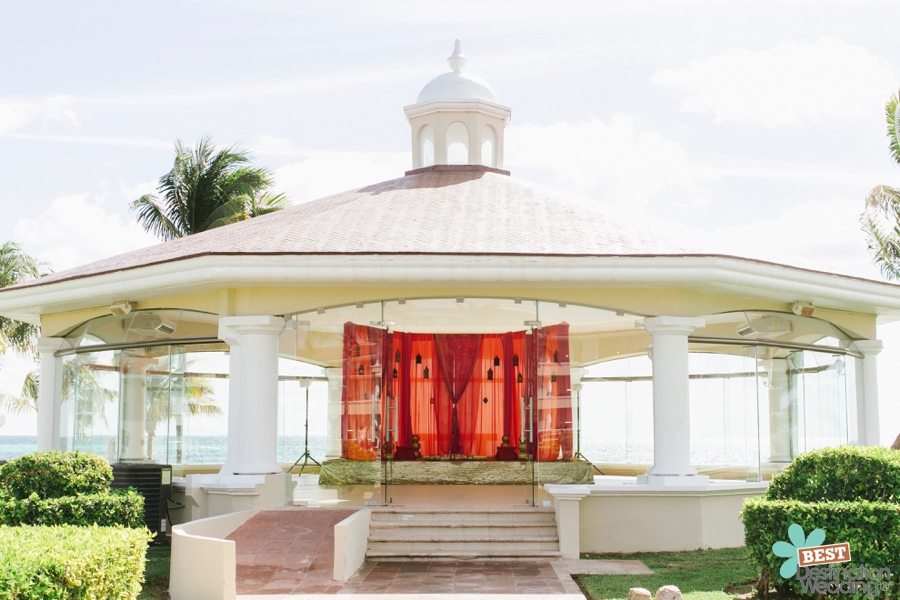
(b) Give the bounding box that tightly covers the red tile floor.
[228,508,649,597]
[229,508,354,595]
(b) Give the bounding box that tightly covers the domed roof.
[415,40,501,105]
[417,71,500,104]
[3,167,840,290]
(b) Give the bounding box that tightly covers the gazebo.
[0,41,897,557]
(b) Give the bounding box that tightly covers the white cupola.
[404,40,511,171]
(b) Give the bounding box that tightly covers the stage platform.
[318,459,594,486]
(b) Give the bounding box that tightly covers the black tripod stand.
[571,385,602,475]
[290,381,321,475]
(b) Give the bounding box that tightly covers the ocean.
[0,435,759,467]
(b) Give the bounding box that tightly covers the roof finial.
[447,39,468,73]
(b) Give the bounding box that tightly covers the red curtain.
[536,323,573,461]
[434,334,482,455]
[340,323,384,461]
[340,324,570,461]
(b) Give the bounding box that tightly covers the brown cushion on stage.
[393,447,417,460]
[495,447,518,461]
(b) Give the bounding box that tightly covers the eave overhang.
[1,253,899,326]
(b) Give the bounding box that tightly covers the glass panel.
[62,309,219,348]
[790,350,850,455]
[63,350,119,459]
[695,311,853,349]
[280,302,384,507]
[582,356,654,475]
[168,349,229,474]
[687,350,761,481]
[381,298,539,507]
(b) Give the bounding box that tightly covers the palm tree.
[863,92,900,451]
[861,92,900,280]
[0,242,45,358]
[130,137,289,241]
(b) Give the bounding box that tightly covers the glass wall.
[578,311,857,481]
[60,344,231,474]
[55,304,859,486]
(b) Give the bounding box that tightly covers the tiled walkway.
[230,508,652,598]
[229,508,356,594]
[344,560,578,595]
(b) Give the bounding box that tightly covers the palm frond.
[130,194,181,241]
[0,242,46,358]
[861,184,900,280]
[887,93,900,167]
[199,198,246,231]
[0,389,36,416]
[246,191,291,218]
[136,137,286,239]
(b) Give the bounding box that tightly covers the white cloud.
[713,197,880,279]
[0,132,168,148]
[505,115,716,210]
[0,96,79,133]
[274,150,411,203]
[653,37,898,126]
[14,189,158,272]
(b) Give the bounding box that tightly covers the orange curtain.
[536,323,573,461]
[340,323,384,460]
[341,325,571,461]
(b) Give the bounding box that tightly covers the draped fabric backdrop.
[340,322,384,461]
[341,323,572,461]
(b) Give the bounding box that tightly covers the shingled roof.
[1,168,848,290]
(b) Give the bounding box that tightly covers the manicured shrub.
[0,488,144,528]
[743,446,900,596]
[767,446,900,503]
[0,451,112,500]
[743,498,900,595]
[0,524,152,599]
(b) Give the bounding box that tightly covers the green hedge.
[0,451,112,500]
[0,524,152,599]
[742,498,900,595]
[767,446,900,503]
[0,489,144,528]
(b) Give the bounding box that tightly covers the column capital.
[854,339,883,356]
[643,316,705,336]
[36,336,68,354]
[325,367,343,381]
[218,315,285,343]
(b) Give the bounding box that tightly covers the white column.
[643,316,708,486]
[854,340,883,446]
[119,355,157,462]
[36,337,67,451]
[325,367,343,460]
[219,316,285,475]
[766,359,792,463]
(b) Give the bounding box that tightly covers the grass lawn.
[139,546,171,600]
[577,547,759,600]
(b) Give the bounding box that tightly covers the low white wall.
[170,473,292,524]
[334,508,371,582]
[578,485,765,553]
[169,509,257,600]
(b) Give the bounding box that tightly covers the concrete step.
[368,538,560,553]
[366,550,563,562]
[370,508,556,525]
[366,507,560,561]
[368,522,558,539]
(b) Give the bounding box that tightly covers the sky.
[1,0,899,443]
